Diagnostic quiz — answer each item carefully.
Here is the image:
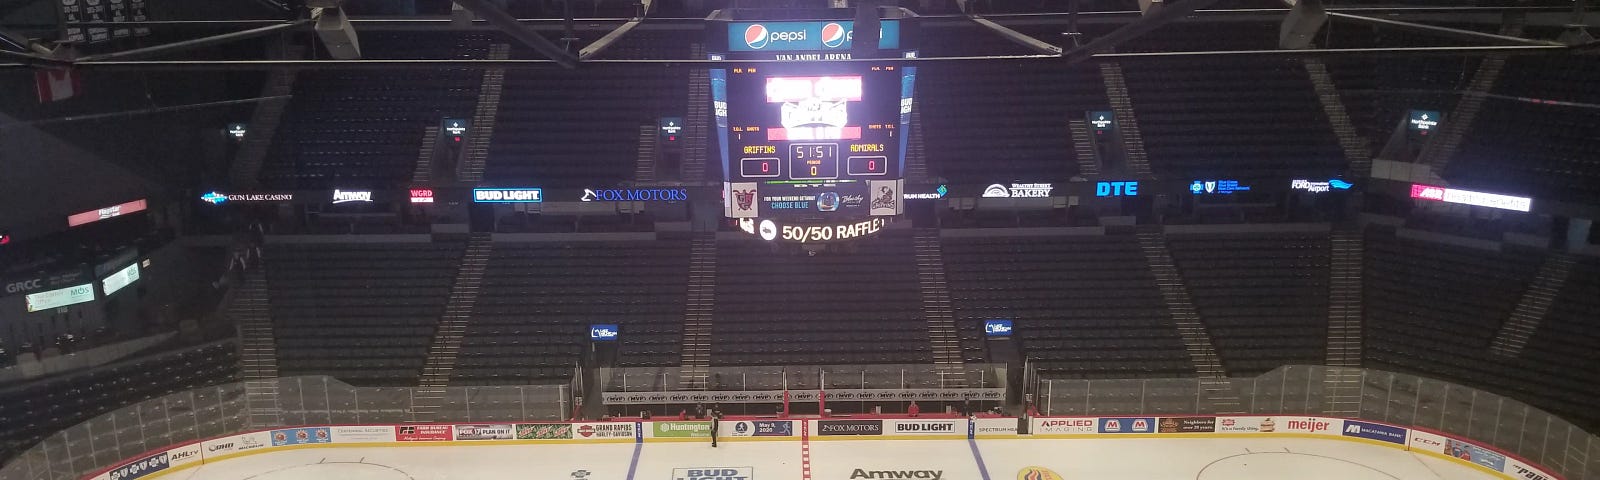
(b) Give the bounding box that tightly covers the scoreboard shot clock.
[711,10,915,241]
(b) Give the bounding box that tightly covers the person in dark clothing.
[694,402,707,419]
[709,405,724,447]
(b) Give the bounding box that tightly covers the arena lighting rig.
[0,1,1592,72]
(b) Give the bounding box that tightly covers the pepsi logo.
[821,23,847,48]
[744,24,769,49]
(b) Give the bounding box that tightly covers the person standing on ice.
[709,405,724,447]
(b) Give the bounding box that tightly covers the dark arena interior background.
[1,0,1599,479]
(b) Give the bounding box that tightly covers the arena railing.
[0,376,568,480]
[604,363,1007,392]
[597,364,1009,416]
[1033,364,1598,479]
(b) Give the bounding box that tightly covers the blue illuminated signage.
[1291,179,1353,193]
[984,319,1013,337]
[1095,181,1139,197]
[200,192,296,205]
[728,21,900,52]
[590,324,619,341]
[473,188,542,203]
[1190,180,1251,195]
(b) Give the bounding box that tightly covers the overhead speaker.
[1139,0,1163,15]
[1279,0,1327,49]
[315,8,362,60]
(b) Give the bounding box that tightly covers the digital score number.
[789,143,839,180]
[741,157,780,177]
[846,156,888,176]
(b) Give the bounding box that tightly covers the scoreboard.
[718,61,913,221]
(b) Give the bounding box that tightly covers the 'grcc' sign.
[5,279,43,295]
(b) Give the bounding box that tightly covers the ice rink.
[161,437,1499,480]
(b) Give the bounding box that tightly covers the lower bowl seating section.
[1167,231,1331,376]
[261,33,490,189]
[455,240,691,385]
[0,343,236,462]
[1362,228,1542,399]
[942,233,1195,379]
[1446,55,1600,204]
[710,235,929,365]
[268,243,463,386]
[1120,23,1345,179]
[1514,259,1600,431]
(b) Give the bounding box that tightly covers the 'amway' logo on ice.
[851,470,942,479]
[674,467,753,480]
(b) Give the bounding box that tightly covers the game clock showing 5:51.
[789,143,838,180]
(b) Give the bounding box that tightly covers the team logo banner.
[726,182,759,218]
[108,452,168,480]
[270,427,331,446]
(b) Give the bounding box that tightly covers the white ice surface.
[169,437,1499,480]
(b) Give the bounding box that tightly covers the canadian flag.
[35,68,81,103]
